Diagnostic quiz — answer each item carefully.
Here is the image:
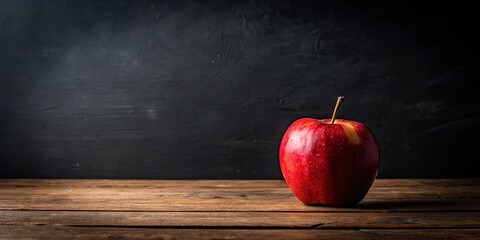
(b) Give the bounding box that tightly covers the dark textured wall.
[1,0,478,179]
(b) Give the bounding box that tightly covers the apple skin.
[279,118,380,207]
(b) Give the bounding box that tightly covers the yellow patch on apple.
[340,123,361,145]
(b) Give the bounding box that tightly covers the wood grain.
[1,179,479,212]
[1,211,479,229]
[0,179,478,239]
[1,226,479,240]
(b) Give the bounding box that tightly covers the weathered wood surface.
[0,179,479,239]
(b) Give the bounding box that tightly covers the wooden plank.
[1,186,477,200]
[0,179,480,211]
[0,226,479,240]
[1,179,479,188]
[1,179,479,212]
[1,211,479,229]
[1,195,479,212]
[371,178,480,187]
[1,180,478,200]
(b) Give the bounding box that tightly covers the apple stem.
[331,96,344,124]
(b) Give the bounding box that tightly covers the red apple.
[279,96,379,206]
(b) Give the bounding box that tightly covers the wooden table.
[0,179,478,239]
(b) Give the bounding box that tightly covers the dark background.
[1,0,478,179]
